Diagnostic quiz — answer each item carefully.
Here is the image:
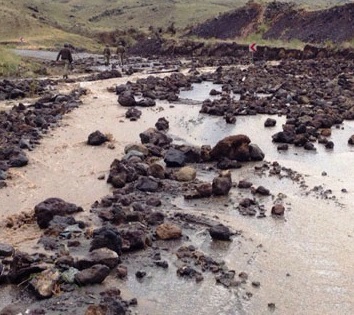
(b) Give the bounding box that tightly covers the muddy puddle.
[1,77,354,314]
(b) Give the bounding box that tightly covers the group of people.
[103,44,126,66]
[56,42,126,80]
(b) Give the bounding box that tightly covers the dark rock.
[116,265,128,279]
[136,98,156,107]
[210,135,251,161]
[116,84,128,95]
[147,211,165,225]
[249,144,265,161]
[90,226,122,255]
[254,186,270,196]
[155,260,169,268]
[120,228,147,251]
[139,128,172,147]
[146,196,162,207]
[0,243,14,257]
[125,107,142,120]
[0,170,7,180]
[277,144,289,151]
[107,159,138,188]
[216,270,236,287]
[272,131,294,144]
[9,88,25,99]
[34,198,83,229]
[325,141,334,149]
[195,182,213,197]
[164,148,186,167]
[348,135,354,145]
[8,251,48,284]
[135,270,146,279]
[135,176,159,192]
[87,130,108,146]
[264,118,277,127]
[75,248,120,270]
[304,142,316,150]
[99,297,126,315]
[177,265,203,281]
[212,171,232,196]
[155,117,169,130]
[238,180,253,189]
[74,264,110,285]
[271,204,285,216]
[209,224,232,241]
[118,91,136,107]
[225,113,236,124]
[8,152,28,167]
[217,158,242,170]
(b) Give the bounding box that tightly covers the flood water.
[1,78,354,314]
[118,83,354,315]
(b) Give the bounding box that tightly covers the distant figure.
[116,43,126,66]
[103,44,111,66]
[56,43,73,79]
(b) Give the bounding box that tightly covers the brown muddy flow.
[1,78,354,314]
[125,87,354,314]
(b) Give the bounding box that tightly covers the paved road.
[13,49,100,61]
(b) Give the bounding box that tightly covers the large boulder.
[34,198,83,229]
[118,91,136,107]
[209,135,251,161]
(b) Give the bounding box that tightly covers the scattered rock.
[156,223,182,240]
[87,130,108,146]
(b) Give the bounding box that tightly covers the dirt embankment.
[186,2,354,44]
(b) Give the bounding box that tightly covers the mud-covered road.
[0,53,354,314]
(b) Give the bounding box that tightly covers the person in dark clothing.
[103,44,111,66]
[56,44,73,79]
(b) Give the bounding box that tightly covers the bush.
[0,47,20,77]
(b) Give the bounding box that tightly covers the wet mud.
[0,58,354,314]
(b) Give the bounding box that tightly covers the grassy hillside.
[0,0,352,42]
[0,0,352,50]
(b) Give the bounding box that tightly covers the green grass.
[0,0,352,51]
[0,47,21,77]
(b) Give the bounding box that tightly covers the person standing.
[103,44,111,66]
[116,43,126,66]
[56,43,73,79]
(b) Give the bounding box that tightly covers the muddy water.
[1,77,354,314]
[121,88,354,314]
